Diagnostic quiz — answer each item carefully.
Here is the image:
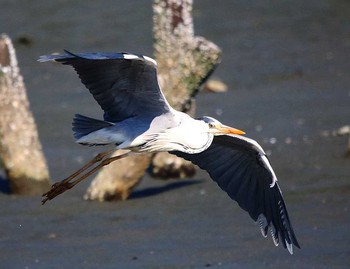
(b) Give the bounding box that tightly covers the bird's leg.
[58,150,115,185]
[42,150,134,204]
[62,151,137,189]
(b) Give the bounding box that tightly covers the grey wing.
[171,134,300,254]
[39,51,171,122]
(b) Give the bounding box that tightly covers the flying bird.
[39,50,300,254]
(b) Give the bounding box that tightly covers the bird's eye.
[208,123,215,128]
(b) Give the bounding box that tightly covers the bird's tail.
[72,114,113,140]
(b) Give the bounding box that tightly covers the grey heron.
[39,50,300,254]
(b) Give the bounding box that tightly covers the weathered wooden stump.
[0,34,50,195]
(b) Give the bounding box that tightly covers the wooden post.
[150,0,221,178]
[0,34,50,194]
[84,0,221,201]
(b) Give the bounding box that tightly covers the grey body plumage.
[39,50,300,253]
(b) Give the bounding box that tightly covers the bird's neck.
[170,113,214,154]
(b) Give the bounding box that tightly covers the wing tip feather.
[38,50,157,66]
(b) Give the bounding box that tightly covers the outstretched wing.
[39,51,172,122]
[172,134,300,254]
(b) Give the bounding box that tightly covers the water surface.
[0,0,349,268]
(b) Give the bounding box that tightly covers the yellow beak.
[216,125,246,135]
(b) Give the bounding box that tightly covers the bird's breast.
[135,130,213,154]
[127,112,213,154]
[156,120,214,154]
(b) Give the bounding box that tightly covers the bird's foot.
[42,181,73,205]
[41,151,134,205]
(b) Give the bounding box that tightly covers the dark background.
[0,0,349,268]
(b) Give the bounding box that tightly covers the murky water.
[1,0,350,268]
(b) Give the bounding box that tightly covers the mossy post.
[84,0,221,201]
[0,34,50,194]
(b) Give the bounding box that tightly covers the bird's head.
[199,116,246,136]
